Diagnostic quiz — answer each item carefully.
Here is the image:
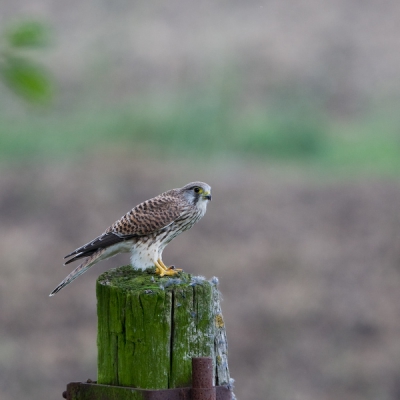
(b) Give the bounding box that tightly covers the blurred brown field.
[1,152,400,400]
[1,1,400,400]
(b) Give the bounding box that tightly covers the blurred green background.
[1,1,400,400]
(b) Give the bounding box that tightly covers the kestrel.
[49,181,211,296]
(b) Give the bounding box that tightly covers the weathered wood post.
[95,265,232,395]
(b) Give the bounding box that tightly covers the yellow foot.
[155,259,182,277]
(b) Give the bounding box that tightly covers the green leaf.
[4,20,51,48]
[0,56,53,103]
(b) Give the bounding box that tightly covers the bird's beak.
[203,192,212,201]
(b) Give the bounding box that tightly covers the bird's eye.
[193,187,202,194]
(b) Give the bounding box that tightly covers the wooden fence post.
[95,265,232,392]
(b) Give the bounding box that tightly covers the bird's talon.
[167,265,182,272]
[154,261,182,276]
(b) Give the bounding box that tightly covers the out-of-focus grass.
[317,114,400,177]
[1,91,400,177]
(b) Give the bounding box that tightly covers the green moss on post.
[96,266,227,390]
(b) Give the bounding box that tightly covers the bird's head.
[180,182,212,209]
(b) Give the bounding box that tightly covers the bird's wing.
[64,231,131,264]
[110,194,182,236]
[64,194,182,263]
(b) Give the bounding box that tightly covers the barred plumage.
[49,182,211,296]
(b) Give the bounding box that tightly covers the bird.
[49,181,212,296]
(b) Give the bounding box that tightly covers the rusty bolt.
[191,357,216,400]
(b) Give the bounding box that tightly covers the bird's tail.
[49,248,107,296]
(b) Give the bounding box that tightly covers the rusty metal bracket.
[63,357,232,400]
